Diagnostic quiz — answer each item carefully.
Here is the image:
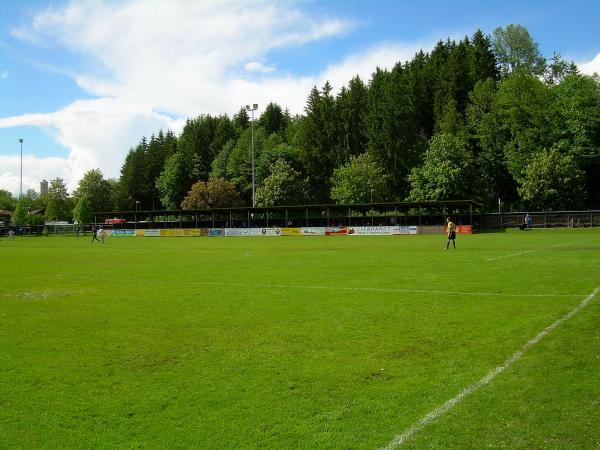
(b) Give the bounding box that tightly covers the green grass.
[1,229,599,449]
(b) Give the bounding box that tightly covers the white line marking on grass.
[379,286,600,450]
[1,290,87,300]
[519,259,595,264]
[200,282,578,298]
[487,243,571,261]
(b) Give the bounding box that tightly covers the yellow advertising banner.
[160,229,184,237]
[155,228,204,237]
[281,227,301,236]
[135,229,144,237]
[183,228,202,237]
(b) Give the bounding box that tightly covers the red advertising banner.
[325,226,349,236]
[444,225,473,234]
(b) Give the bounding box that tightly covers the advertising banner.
[301,227,326,236]
[443,225,473,234]
[112,229,135,237]
[183,228,202,237]
[281,227,301,236]
[208,228,224,236]
[325,226,348,236]
[347,226,393,235]
[456,225,472,234]
[160,229,184,237]
[117,225,423,238]
[225,228,250,236]
[260,228,281,236]
[391,225,418,235]
[346,225,417,235]
[225,228,266,236]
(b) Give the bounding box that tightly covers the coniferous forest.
[5,25,600,222]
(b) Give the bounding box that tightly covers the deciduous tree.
[180,178,243,210]
[156,153,188,210]
[74,169,114,213]
[45,178,72,221]
[492,24,546,78]
[11,199,27,226]
[408,133,475,201]
[255,159,309,207]
[73,195,93,230]
[330,153,388,204]
[0,189,15,210]
[517,146,585,210]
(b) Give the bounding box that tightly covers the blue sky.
[1,0,599,195]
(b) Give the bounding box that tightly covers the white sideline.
[379,286,600,449]
[201,282,579,298]
[487,243,571,261]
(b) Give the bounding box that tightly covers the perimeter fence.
[3,203,599,236]
[480,211,600,229]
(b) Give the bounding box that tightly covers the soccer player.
[91,225,100,243]
[98,227,105,243]
[446,217,456,250]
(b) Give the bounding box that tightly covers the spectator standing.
[525,213,533,231]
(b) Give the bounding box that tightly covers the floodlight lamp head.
[18,138,23,143]
[245,105,250,110]
[252,103,258,109]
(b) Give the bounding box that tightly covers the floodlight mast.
[18,139,23,199]
[245,104,259,207]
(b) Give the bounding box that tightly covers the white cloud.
[318,41,430,91]
[578,52,600,76]
[0,0,436,195]
[0,154,70,196]
[245,62,276,73]
[0,98,182,193]
[0,70,10,79]
[10,0,356,115]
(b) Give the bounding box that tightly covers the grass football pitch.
[1,229,599,449]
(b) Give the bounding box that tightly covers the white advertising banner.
[301,227,327,236]
[225,228,251,236]
[247,228,264,236]
[224,228,279,236]
[260,228,281,236]
[391,225,418,235]
[347,225,418,235]
[143,229,161,237]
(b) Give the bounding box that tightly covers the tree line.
[3,24,600,227]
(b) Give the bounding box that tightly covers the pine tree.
[259,102,288,136]
[119,139,148,209]
[469,30,499,82]
[336,76,368,164]
[233,107,250,133]
[297,83,340,202]
[365,65,420,198]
